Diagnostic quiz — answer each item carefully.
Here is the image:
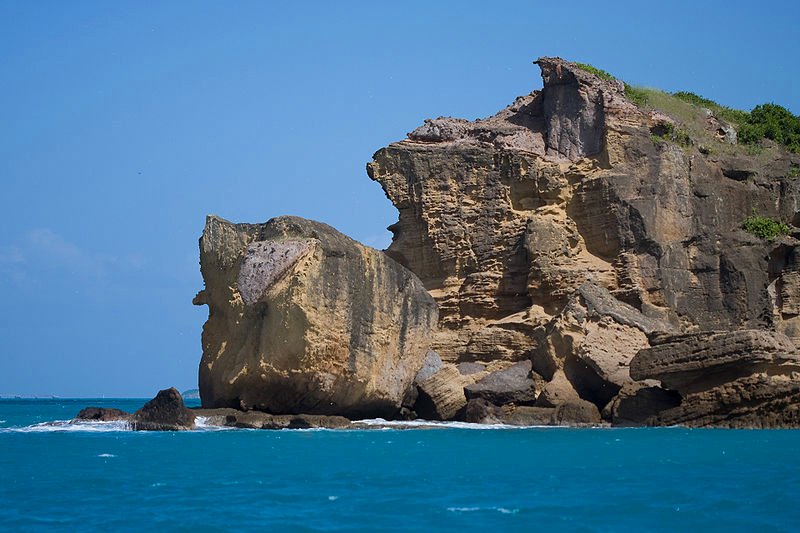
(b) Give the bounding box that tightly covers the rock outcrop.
[630,330,800,427]
[74,407,131,422]
[194,215,438,419]
[366,56,800,426]
[190,56,800,427]
[194,408,352,430]
[131,388,196,431]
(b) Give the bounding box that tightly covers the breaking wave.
[0,419,132,433]
[353,418,549,430]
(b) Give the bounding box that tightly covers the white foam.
[97,453,117,458]
[447,506,520,514]
[0,419,132,433]
[354,418,547,430]
[193,416,235,431]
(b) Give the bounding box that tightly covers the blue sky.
[1,1,798,396]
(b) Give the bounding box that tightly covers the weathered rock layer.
[194,215,438,418]
[366,57,800,426]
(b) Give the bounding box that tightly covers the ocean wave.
[447,506,520,514]
[0,419,132,433]
[193,416,235,431]
[353,418,551,430]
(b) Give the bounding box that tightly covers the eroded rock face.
[533,283,674,408]
[369,57,800,364]
[630,330,800,395]
[366,56,800,426]
[652,374,800,428]
[194,215,438,419]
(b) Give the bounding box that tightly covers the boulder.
[465,398,554,426]
[194,215,438,419]
[414,365,468,420]
[630,330,800,394]
[535,369,581,408]
[533,282,674,408]
[551,399,603,426]
[132,388,195,431]
[74,407,130,422]
[651,374,800,428]
[601,382,681,426]
[464,360,540,405]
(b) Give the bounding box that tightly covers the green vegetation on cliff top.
[574,62,800,153]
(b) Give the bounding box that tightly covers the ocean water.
[1,400,799,532]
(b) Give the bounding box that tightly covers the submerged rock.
[195,215,438,419]
[132,388,195,431]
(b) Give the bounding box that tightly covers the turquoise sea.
[1,399,799,532]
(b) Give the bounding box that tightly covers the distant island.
[181,389,200,400]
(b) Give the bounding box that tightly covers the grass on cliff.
[743,212,791,240]
[574,62,800,154]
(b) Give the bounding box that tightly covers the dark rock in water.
[602,382,681,426]
[194,215,437,419]
[74,407,130,422]
[464,360,539,405]
[132,388,195,431]
[193,408,350,430]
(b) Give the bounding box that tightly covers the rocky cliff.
[193,57,800,427]
[367,57,800,427]
[193,215,437,418]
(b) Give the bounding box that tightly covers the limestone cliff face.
[368,57,800,426]
[194,215,437,418]
[369,57,800,363]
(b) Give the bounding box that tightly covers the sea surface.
[1,399,799,532]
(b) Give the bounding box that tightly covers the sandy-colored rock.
[414,365,468,420]
[551,399,603,426]
[535,369,581,407]
[651,373,800,428]
[534,283,673,408]
[630,330,800,395]
[465,398,555,426]
[601,382,681,426]
[195,215,438,419]
[367,57,800,422]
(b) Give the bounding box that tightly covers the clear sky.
[1,1,798,397]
